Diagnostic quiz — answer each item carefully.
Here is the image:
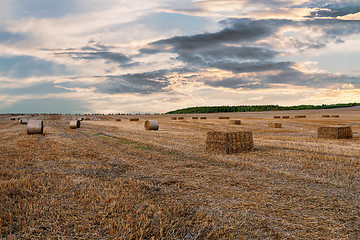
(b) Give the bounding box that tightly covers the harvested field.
[1,107,360,239]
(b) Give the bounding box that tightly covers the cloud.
[303,1,360,18]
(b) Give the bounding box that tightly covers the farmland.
[1,107,360,239]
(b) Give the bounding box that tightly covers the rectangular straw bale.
[219,116,230,119]
[178,117,184,120]
[322,115,330,118]
[129,118,140,121]
[171,117,177,120]
[331,115,339,118]
[273,116,281,119]
[206,131,253,154]
[268,123,282,128]
[282,116,290,119]
[317,126,352,139]
[294,115,306,118]
[200,117,207,119]
[192,117,198,119]
[229,120,241,125]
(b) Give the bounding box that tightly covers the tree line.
[166,103,360,114]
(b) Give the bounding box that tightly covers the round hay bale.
[27,120,43,134]
[19,118,28,124]
[144,120,159,131]
[130,118,140,121]
[229,120,241,125]
[69,120,81,129]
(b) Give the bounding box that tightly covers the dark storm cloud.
[152,18,290,50]
[0,55,73,79]
[54,43,137,67]
[303,1,360,18]
[265,69,360,88]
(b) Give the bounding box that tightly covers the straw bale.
[116,119,121,122]
[178,117,184,120]
[129,118,140,121]
[322,115,330,118]
[144,120,159,131]
[200,117,207,119]
[318,126,352,139]
[219,116,230,119]
[273,116,281,119]
[294,115,306,118]
[70,120,81,129]
[171,117,177,120]
[268,123,282,128]
[282,116,290,119]
[27,120,43,134]
[19,118,28,124]
[229,120,241,125]
[331,115,339,118]
[206,131,253,154]
[192,117,198,119]
[10,117,16,120]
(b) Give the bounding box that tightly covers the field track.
[1,108,359,239]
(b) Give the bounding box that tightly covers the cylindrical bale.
[144,120,159,131]
[69,120,81,129]
[229,120,241,125]
[19,118,28,124]
[27,120,43,135]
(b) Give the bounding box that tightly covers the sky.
[0,0,360,113]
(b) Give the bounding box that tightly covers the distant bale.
[116,119,121,122]
[10,117,16,120]
[192,117,198,119]
[219,116,230,119]
[178,117,184,120]
[27,120,43,135]
[273,116,281,119]
[206,131,253,154]
[200,117,207,119]
[171,117,177,120]
[318,126,352,139]
[294,115,306,118]
[144,120,159,131]
[331,115,340,118]
[268,123,282,128]
[129,118,140,121]
[69,120,81,129]
[229,120,241,125]
[84,117,91,120]
[282,116,290,119]
[322,115,330,118]
[19,118,28,124]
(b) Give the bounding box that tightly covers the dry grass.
[1,108,360,239]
